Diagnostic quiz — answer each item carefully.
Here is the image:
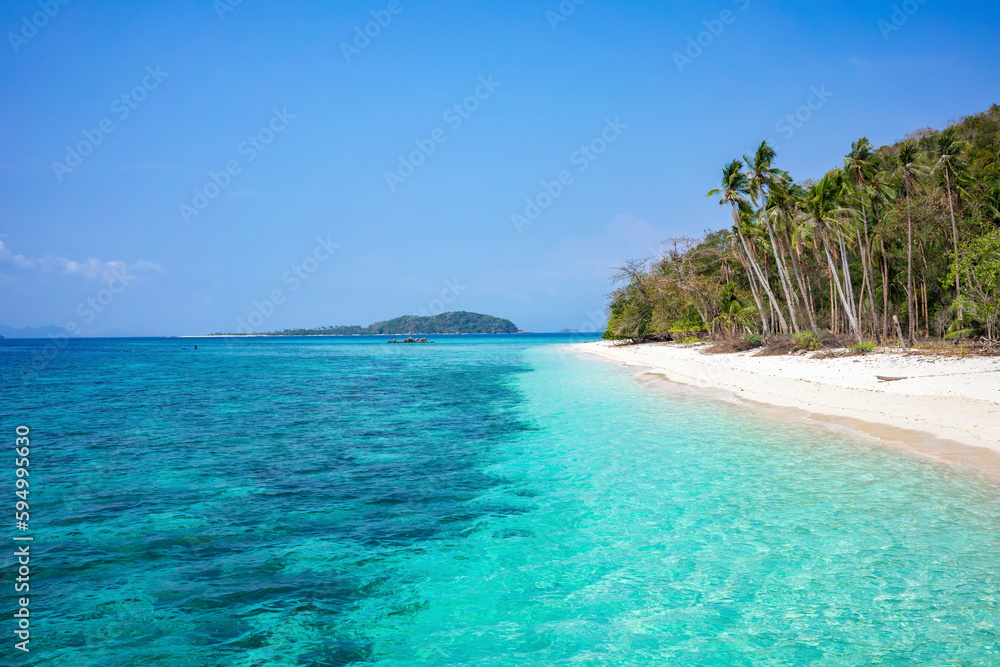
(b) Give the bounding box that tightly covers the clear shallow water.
[2,335,999,666]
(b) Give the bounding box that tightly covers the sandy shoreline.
[575,341,1000,474]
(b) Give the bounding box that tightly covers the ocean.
[2,335,999,665]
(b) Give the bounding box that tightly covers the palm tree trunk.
[761,207,800,331]
[855,230,869,337]
[906,192,915,344]
[837,231,860,328]
[922,281,929,338]
[820,226,863,343]
[859,206,881,344]
[879,235,889,342]
[741,251,768,336]
[806,273,815,326]
[784,230,817,330]
[830,278,837,334]
[858,266,869,336]
[730,206,770,336]
[737,221,788,334]
[945,168,963,322]
[779,234,810,326]
[945,168,961,298]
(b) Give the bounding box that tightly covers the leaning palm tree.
[799,173,864,344]
[745,141,800,332]
[830,175,862,332]
[932,128,971,299]
[864,162,897,341]
[844,138,882,343]
[740,204,792,332]
[707,160,777,335]
[769,178,818,330]
[896,142,927,344]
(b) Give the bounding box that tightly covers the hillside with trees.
[605,104,1000,347]
[364,312,520,335]
[222,312,521,336]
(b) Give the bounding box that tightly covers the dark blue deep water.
[1,335,999,665]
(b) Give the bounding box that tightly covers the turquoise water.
[2,335,999,665]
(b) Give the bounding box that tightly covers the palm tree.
[715,292,758,337]
[799,173,864,344]
[844,138,882,343]
[897,142,927,344]
[707,160,775,335]
[770,178,818,330]
[831,175,862,334]
[745,141,800,332]
[864,163,897,341]
[932,128,971,299]
[741,203,792,332]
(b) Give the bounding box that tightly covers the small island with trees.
[212,311,523,337]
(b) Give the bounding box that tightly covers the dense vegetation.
[606,104,1000,346]
[221,312,521,336]
[364,312,520,335]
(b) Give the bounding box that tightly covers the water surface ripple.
[2,336,998,665]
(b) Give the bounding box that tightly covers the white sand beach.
[575,341,1000,472]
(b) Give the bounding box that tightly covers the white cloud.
[0,241,164,283]
[0,242,35,269]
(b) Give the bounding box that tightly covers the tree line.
[605,104,1000,345]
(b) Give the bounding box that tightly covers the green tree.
[745,141,800,332]
[708,160,791,335]
[932,128,971,299]
[844,137,882,343]
[947,229,1000,340]
[896,142,928,343]
[770,178,818,330]
[799,173,864,344]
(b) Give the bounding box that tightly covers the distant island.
[212,311,524,336]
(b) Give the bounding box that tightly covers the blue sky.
[1,0,998,335]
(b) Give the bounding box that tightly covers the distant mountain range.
[1,313,524,338]
[0,325,159,339]
[0,324,70,339]
[215,312,523,336]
